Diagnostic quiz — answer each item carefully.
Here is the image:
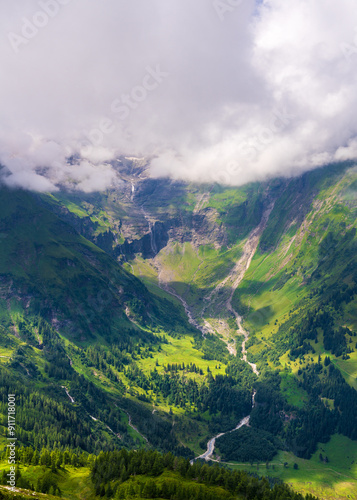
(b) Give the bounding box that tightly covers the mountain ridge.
[1,162,357,499]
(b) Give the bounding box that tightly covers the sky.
[1,0,357,192]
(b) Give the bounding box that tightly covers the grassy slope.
[226,433,357,500]
[123,165,357,499]
[0,191,187,449]
[0,188,142,342]
[2,166,357,499]
[0,188,240,459]
[2,434,356,500]
[0,464,238,500]
[232,164,357,371]
[0,464,92,500]
[0,187,200,341]
[223,164,357,497]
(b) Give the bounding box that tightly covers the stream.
[155,275,209,338]
[193,417,250,463]
[189,204,274,462]
[61,385,75,404]
[137,196,274,462]
[141,206,157,256]
[191,390,257,463]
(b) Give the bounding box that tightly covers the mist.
[1,0,357,191]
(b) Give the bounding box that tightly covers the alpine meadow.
[1,1,357,499]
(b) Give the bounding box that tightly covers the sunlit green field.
[226,434,357,500]
[139,334,226,378]
[1,434,356,500]
[0,464,93,500]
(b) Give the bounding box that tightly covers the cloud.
[1,0,357,191]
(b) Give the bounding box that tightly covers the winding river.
[139,195,274,462]
[190,203,274,462]
[191,391,256,463]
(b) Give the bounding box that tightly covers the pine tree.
[142,479,157,498]
[32,450,39,466]
[50,451,58,471]
[106,483,113,498]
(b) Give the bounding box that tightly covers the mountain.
[0,187,201,458]
[0,161,357,499]
[0,187,191,342]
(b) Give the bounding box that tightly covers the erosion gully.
[139,193,274,458]
[149,201,274,462]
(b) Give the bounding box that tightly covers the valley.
[0,160,357,499]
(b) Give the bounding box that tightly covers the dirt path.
[126,411,149,443]
[89,414,122,439]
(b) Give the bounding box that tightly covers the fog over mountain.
[1,0,357,191]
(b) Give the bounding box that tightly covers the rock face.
[56,211,119,256]
[118,221,169,259]
[116,214,225,259]
[37,158,265,260]
[95,230,117,255]
[117,209,227,259]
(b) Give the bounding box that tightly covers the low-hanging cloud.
[1,0,357,192]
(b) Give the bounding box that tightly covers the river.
[189,204,274,462]
[142,197,274,462]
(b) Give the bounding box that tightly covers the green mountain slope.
[46,161,356,498]
[1,162,357,499]
[0,187,209,459]
[0,187,190,343]
[0,187,256,466]
[235,165,357,373]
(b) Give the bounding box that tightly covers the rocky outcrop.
[117,207,227,259]
[117,221,169,259]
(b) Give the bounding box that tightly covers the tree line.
[91,448,319,500]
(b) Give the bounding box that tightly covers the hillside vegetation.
[1,162,357,499]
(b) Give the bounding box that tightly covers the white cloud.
[335,139,357,161]
[1,0,357,191]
